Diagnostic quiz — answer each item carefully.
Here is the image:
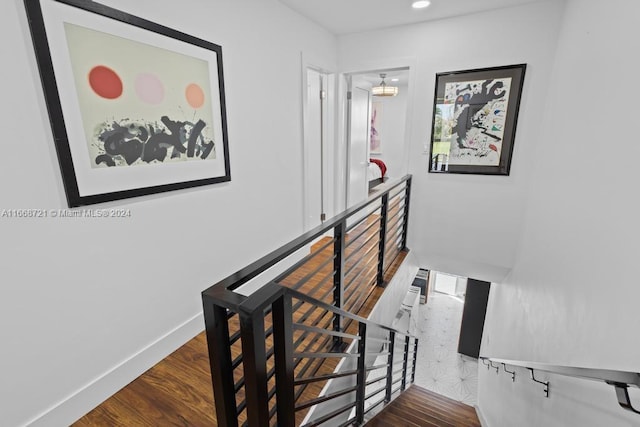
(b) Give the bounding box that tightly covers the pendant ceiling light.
[372,73,398,97]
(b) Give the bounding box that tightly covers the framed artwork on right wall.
[428,64,526,175]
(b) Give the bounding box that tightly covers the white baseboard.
[476,404,490,427]
[26,313,204,427]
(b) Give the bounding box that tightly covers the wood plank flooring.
[365,385,481,427]
[74,332,216,426]
[74,218,407,426]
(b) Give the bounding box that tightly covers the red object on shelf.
[369,158,387,177]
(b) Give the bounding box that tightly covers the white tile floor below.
[412,292,479,406]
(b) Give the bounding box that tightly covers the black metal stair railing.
[285,287,418,426]
[201,176,417,426]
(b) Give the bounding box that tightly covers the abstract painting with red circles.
[64,23,219,169]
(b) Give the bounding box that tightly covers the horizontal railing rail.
[285,287,417,426]
[202,175,416,426]
[205,176,411,294]
[479,356,640,414]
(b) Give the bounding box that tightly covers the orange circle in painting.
[88,65,123,99]
[185,83,205,109]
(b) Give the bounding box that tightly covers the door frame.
[336,57,417,213]
[301,53,336,230]
[345,82,371,209]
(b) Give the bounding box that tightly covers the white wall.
[479,0,640,425]
[477,365,640,427]
[0,0,336,425]
[370,84,408,179]
[338,1,566,283]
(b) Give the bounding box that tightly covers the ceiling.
[278,0,546,35]
[356,69,410,88]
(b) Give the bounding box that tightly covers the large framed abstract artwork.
[428,64,526,175]
[24,0,230,207]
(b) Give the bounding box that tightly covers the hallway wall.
[479,0,640,425]
[0,1,336,425]
[338,1,566,283]
[369,82,409,179]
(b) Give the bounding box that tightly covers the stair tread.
[366,385,481,427]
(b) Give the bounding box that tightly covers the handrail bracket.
[528,368,549,398]
[607,381,640,414]
[502,363,516,382]
[482,358,491,370]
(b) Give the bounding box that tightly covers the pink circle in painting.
[186,83,205,109]
[89,65,123,99]
[135,73,165,105]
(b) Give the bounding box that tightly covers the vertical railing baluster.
[333,220,346,350]
[202,297,239,427]
[239,310,270,426]
[401,177,412,250]
[401,335,410,391]
[376,194,389,286]
[356,322,367,425]
[385,331,395,403]
[411,338,419,384]
[273,293,295,427]
[201,176,415,426]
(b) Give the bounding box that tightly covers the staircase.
[202,176,417,426]
[366,385,481,427]
[75,174,481,426]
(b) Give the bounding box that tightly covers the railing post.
[401,177,412,250]
[385,331,395,403]
[202,297,238,427]
[411,338,419,384]
[356,322,367,425]
[239,309,270,425]
[273,293,295,427]
[401,335,410,391]
[333,220,346,349]
[376,194,389,286]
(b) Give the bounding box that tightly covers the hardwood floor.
[365,385,481,427]
[74,332,216,426]
[74,215,407,426]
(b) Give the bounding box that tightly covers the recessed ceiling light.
[391,78,399,82]
[412,0,431,9]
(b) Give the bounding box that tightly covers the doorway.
[432,271,467,299]
[343,68,410,210]
[414,270,479,405]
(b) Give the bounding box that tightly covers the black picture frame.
[25,0,231,207]
[428,64,526,175]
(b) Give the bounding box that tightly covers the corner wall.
[0,1,336,425]
[338,1,566,283]
[479,0,640,425]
